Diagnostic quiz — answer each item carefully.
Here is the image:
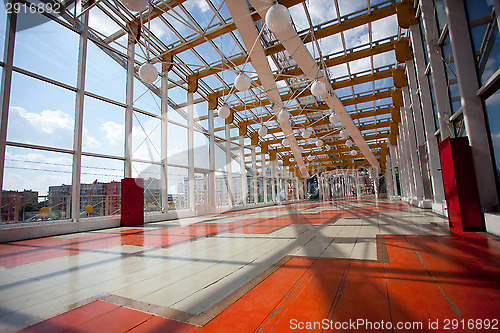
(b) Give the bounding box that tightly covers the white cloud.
[84,136,102,149]
[371,15,398,42]
[82,127,102,149]
[338,0,366,17]
[150,19,168,39]
[307,0,337,27]
[12,107,73,134]
[289,4,308,30]
[197,0,210,13]
[100,121,125,146]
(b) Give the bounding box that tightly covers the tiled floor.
[1,198,499,332]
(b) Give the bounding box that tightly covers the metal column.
[208,109,216,212]
[402,86,424,200]
[124,36,134,178]
[239,136,247,205]
[271,159,277,202]
[71,13,89,222]
[252,147,257,203]
[389,144,399,197]
[409,24,445,203]
[225,124,233,207]
[160,65,168,212]
[262,152,268,203]
[187,92,195,211]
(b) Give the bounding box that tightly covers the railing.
[0,192,192,224]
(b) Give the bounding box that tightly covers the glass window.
[80,156,123,217]
[427,73,439,131]
[214,171,230,208]
[419,19,429,65]
[230,143,241,173]
[132,162,162,214]
[452,113,467,137]
[13,12,78,86]
[232,173,242,205]
[465,0,500,85]
[83,96,125,157]
[0,4,8,60]
[167,166,189,210]
[168,104,188,125]
[214,141,227,171]
[483,87,500,196]
[434,0,447,34]
[194,130,209,169]
[167,122,188,166]
[2,146,72,222]
[132,112,161,162]
[440,34,462,113]
[134,78,161,116]
[8,72,76,150]
[85,41,126,103]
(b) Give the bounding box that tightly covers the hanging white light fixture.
[258,126,268,137]
[329,112,340,125]
[315,139,324,147]
[218,105,230,119]
[121,0,148,12]
[277,109,290,122]
[282,138,289,146]
[307,155,314,161]
[234,72,252,91]
[139,63,158,83]
[301,129,311,139]
[325,144,330,151]
[339,129,349,139]
[346,139,353,147]
[350,149,357,156]
[265,4,291,33]
[311,80,327,97]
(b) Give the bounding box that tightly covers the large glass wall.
[465,0,500,197]
[0,3,298,224]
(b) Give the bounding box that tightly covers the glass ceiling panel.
[89,7,123,38]
[161,7,200,39]
[338,0,369,18]
[307,0,339,27]
[349,59,371,74]
[371,15,399,41]
[176,49,206,70]
[147,16,177,46]
[183,0,218,29]
[373,52,397,68]
[208,0,232,22]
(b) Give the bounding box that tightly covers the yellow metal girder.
[262,120,392,146]
[211,67,396,105]
[275,133,390,154]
